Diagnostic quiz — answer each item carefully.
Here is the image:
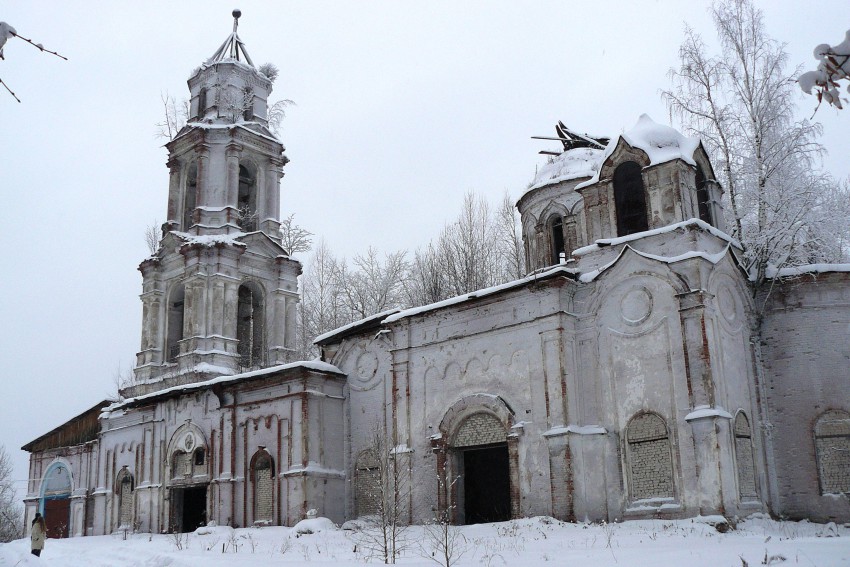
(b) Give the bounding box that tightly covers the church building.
[22,15,850,538]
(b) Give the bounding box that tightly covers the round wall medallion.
[717,285,738,323]
[355,351,379,383]
[184,433,194,451]
[620,287,653,325]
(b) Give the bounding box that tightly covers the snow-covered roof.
[766,263,850,279]
[573,218,742,257]
[383,265,577,325]
[103,360,344,416]
[313,308,401,345]
[576,115,701,190]
[172,230,247,249]
[528,147,603,191]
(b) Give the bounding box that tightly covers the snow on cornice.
[527,147,603,191]
[382,265,578,325]
[685,405,733,421]
[176,121,282,145]
[573,218,742,257]
[543,424,608,437]
[103,360,344,416]
[575,114,700,190]
[578,242,737,283]
[765,263,850,279]
[172,230,247,249]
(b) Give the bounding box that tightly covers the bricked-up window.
[549,215,565,265]
[172,451,191,478]
[453,413,506,448]
[116,469,134,528]
[815,410,850,494]
[355,450,381,517]
[251,451,274,522]
[734,412,758,498]
[614,161,649,236]
[626,413,674,501]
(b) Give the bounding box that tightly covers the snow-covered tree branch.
[0,21,67,103]
[799,30,850,111]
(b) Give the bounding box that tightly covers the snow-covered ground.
[1,515,847,566]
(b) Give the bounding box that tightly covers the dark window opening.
[242,88,254,121]
[461,444,510,524]
[194,448,205,466]
[549,216,565,265]
[614,161,649,236]
[695,166,713,225]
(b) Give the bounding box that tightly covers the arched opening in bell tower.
[183,163,198,231]
[237,162,258,231]
[237,282,265,369]
[548,215,566,265]
[614,161,649,236]
[166,285,186,363]
[695,165,714,226]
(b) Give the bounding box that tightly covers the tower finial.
[232,9,241,33]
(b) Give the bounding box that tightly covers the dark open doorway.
[44,498,70,538]
[462,444,510,524]
[170,486,207,532]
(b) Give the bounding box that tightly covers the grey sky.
[1,0,846,500]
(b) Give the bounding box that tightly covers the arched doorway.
[452,413,511,524]
[40,462,72,538]
[438,394,518,525]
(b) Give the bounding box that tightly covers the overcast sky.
[1,1,847,500]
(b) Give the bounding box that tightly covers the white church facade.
[23,17,850,538]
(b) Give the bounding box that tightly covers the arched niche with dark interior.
[613,161,649,236]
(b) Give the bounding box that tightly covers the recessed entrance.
[461,444,510,524]
[170,485,207,533]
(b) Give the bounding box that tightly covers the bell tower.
[129,11,300,396]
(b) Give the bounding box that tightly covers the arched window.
[814,410,850,494]
[183,162,198,231]
[626,413,674,500]
[549,215,565,265]
[251,450,274,522]
[237,283,264,369]
[613,161,648,236]
[354,449,381,518]
[695,166,713,225]
[116,469,134,528]
[734,412,757,498]
[165,285,185,363]
[237,162,258,231]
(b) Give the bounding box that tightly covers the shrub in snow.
[291,516,337,536]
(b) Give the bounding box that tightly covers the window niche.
[734,412,758,498]
[613,161,649,236]
[695,165,714,226]
[183,163,198,231]
[549,215,566,265]
[251,450,274,523]
[237,283,265,369]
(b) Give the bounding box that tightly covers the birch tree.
[663,0,843,288]
[0,445,22,543]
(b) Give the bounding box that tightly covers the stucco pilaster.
[685,411,731,516]
[677,290,716,408]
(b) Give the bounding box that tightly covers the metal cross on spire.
[206,8,255,67]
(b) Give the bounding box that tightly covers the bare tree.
[354,424,412,564]
[496,191,526,282]
[155,92,189,140]
[337,248,409,320]
[144,220,161,255]
[280,214,313,257]
[267,98,295,136]
[663,0,839,289]
[298,240,346,358]
[0,445,23,543]
[418,475,467,567]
